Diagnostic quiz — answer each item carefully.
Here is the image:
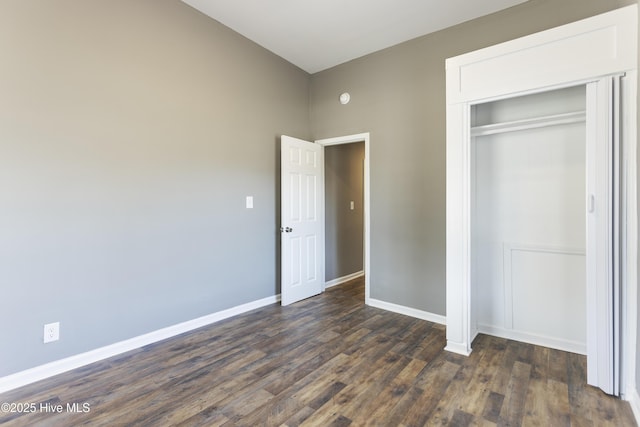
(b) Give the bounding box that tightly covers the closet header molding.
[446,5,637,104]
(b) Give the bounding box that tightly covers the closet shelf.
[471,110,586,137]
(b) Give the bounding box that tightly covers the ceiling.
[181,0,529,74]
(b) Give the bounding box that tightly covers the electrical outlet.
[43,322,60,343]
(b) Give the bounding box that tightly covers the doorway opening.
[316,133,371,303]
[324,141,365,297]
[280,133,371,306]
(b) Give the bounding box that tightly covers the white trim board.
[477,324,586,355]
[446,6,637,103]
[368,298,446,325]
[629,388,640,425]
[325,271,364,289]
[0,294,280,394]
[621,69,638,402]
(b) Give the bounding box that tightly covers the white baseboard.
[325,271,364,289]
[477,324,586,355]
[368,298,446,325]
[627,387,640,425]
[0,294,280,394]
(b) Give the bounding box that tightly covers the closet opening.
[470,85,588,355]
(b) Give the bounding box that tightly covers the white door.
[280,135,324,305]
[585,76,621,396]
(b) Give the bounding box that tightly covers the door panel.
[585,77,620,395]
[281,135,324,305]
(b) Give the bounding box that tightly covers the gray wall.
[325,142,365,282]
[0,0,309,377]
[309,0,636,316]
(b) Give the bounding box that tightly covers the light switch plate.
[246,196,253,209]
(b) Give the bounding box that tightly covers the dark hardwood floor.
[0,277,636,426]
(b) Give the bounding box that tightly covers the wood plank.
[490,339,519,395]
[449,409,475,426]
[427,334,506,424]
[499,361,532,426]
[331,354,411,421]
[400,356,462,425]
[482,391,504,423]
[299,350,409,425]
[356,358,427,425]
[281,405,315,426]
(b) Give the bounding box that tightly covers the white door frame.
[315,133,371,303]
[445,5,637,397]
